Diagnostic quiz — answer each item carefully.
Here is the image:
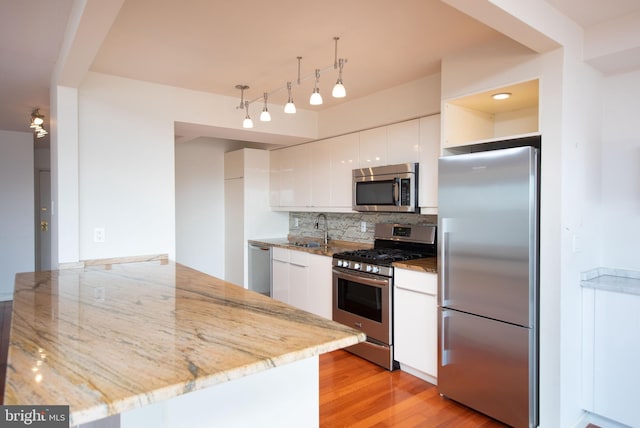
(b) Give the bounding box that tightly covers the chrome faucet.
[315,213,329,246]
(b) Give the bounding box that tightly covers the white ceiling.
[1,0,639,147]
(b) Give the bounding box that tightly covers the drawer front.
[272,247,289,262]
[394,268,437,295]
[289,249,309,267]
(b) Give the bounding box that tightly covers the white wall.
[0,130,34,300]
[600,68,640,269]
[78,74,176,260]
[175,137,227,278]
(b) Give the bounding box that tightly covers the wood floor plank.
[320,350,507,427]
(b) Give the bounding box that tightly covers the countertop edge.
[248,237,372,257]
[393,257,438,274]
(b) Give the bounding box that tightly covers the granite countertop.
[5,260,364,426]
[581,267,640,296]
[393,257,438,274]
[248,237,372,257]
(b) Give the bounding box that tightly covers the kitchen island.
[4,260,364,427]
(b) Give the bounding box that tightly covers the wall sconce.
[234,36,348,128]
[30,108,48,138]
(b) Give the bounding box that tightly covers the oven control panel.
[333,258,393,277]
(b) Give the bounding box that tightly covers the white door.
[36,169,51,271]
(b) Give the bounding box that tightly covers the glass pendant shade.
[260,109,271,122]
[284,102,296,114]
[243,117,253,128]
[332,81,346,98]
[310,89,323,105]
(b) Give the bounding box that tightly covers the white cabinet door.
[394,269,438,380]
[329,134,359,208]
[310,140,332,207]
[278,145,311,208]
[387,119,420,165]
[271,248,289,303]
[288,250,309,311]
[359,127,387,167]
[269,149,282,207]
[224,178,244,286]
[419,115,441,213]
[592,290,640,427]
[307,254,332,319]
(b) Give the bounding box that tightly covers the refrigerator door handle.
[440,218,450,306]
[440,309,450,366]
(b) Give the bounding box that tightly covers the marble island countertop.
[5,260,365,426]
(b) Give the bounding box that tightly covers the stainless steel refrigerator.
[437,145,539,428]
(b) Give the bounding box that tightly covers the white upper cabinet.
[387,119,420,165]
[277,144,311,208]
[269,149,282,207]
[310,140,332,207]
[418,114,440,214]
[328,133,359,209]
[359,126,387,167]
[443,79,539,149]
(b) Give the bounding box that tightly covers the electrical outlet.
[360,221,367,232]
[294,217,299,228]
[94,227,105,243]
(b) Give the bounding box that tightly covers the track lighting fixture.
[30,108,48,138]
[260,92,271,122]
[233,37,348,127]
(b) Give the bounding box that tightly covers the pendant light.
[260,92,271,122]
[309,69,323,105]
[332,58,346,98]
[242,101,253,128]
[332,37,346,98]
[284,81,296,114]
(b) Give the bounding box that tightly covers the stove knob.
[371,266,380,274]
[342,261,350,268]
[354,263,361,270]
[366,265,373,272]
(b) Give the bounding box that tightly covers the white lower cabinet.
[394,268,438,383]
[271,247,290,303]
[271,247,332,319]
[582,287,640,427]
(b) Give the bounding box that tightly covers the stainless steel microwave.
[352,163,418,212]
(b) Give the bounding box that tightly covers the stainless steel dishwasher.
[248,244,272,296]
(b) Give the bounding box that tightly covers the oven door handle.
[332,268,390,288]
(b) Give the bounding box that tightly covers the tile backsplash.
[289,212,437,244]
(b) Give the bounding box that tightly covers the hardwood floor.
[320,350,507,427]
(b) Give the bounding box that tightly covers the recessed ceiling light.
[492,92,512,100]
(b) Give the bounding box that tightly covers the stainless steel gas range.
[332,223,436,370]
